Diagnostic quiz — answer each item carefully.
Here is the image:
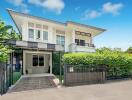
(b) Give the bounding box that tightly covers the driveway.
[1,80,132,100]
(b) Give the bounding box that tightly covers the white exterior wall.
[9,10,105,52]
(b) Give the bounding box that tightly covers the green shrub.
[62,52,132,77]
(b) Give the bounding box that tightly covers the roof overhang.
[7,9,106,37]
[67,21,106,37]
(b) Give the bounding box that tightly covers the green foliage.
[126,47,132,53]
[52,52,64,75]
[63,51,132,77]
[0,19,21,62]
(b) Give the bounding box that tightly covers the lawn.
[13,71,21,84]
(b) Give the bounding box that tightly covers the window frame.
[32,54,45,67]
[36,30,41,40]
[43,31,48,41]
[56,35,65,46]
[75,39,85,46]
[28,28,34,40]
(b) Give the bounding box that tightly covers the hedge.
[62,53,132,78]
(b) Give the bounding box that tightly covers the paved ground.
[1,80,132,100]
[8,75,57,93]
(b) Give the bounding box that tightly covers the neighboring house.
[7,9,106,75]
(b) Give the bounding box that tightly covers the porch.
[23,50,52,75]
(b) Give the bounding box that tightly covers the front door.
[32,54,45,74]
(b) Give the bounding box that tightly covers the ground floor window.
[32,55,44,67]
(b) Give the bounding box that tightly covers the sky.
[0,0,132,50]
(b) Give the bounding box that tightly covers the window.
[36,30,41,39]
[75,39,85,46]
[33,55,38,66]
[32,55,44,67]
[28,22,34,27]
[80,40,85,46]
[75,39,79,45]
[39,55,44,66]
[56,35,65,46]
[43,31,48,40]
[28,29,34,40]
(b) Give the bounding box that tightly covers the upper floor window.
[43,31,48,40]
[36,30,41,39]
[28,22,34,28]
[28,29,34,40]
[56,35,65,46]
[75,39,85,46]
[43,25,48,30]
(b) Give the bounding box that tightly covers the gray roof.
[7,8,106,32]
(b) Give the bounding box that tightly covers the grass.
[13,71,21,84]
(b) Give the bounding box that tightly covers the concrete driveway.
[1,80,132,100]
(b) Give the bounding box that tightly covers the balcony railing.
[6,40,64,51]
[69,43,95,52]
[76,43,95,47]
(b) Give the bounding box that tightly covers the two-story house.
[7,9,106,75]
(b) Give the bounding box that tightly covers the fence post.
[64,64,67,86]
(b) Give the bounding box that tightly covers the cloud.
[83,10,101,19]
[82,2,124,19]
[21,4,30,13]
[6,0,30,13]
[102,2,123,15]
[6,0,23,6]
[28,0,65,14]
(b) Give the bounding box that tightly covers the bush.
[62,52,132,78]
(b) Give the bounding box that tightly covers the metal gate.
[52,51,64,83]
[64,65,106,86]
[0,62,12,95]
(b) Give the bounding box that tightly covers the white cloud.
[102,2,123,15]
[83,10,101,19]
[6,0,23,6]
[21,4,30,13]
[6,0,30,13]
[28,0,65,14]
[82,2,124,19]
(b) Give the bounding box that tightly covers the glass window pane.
[56,35,65,46]
[43,31,48,40]
[36,30,41,39]
[39,55,44,66]
[75,39,79,45]
[28,29,34,39]
[80,40,85,46]
[33,55,38,66]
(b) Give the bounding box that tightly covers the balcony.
[6,40,64,51]
[69,43,95,52]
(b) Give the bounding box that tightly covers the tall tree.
[0,19,21,62]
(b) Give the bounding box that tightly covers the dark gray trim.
[28,42,38,48]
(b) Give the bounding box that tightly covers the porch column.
[50,53,52,74]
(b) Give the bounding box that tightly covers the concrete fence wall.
[64,65,106,86]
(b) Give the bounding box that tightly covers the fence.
[64,65,106,86]
[0,62,12,95]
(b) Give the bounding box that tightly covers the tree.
[126,47,132,54]
[0,19,21,62]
